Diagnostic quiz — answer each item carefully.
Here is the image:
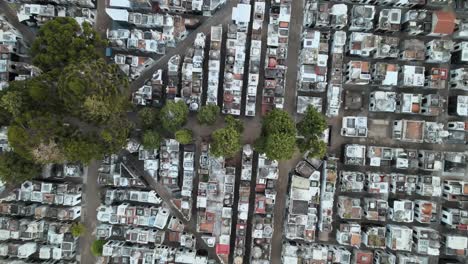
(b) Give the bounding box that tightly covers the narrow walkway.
[270,0,305,263]
[79,161,102,264]
[129,0,238,92]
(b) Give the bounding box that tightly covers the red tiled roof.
[433,11,456,35]
[216,244,230,255]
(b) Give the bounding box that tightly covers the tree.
[210,127,241,158]
[160,101,189,133]
[71,222,86,237]
[7,113,66,162]
[306,139,327,159]
[138,107,158,129]
[1,19,131,165]
[264,133,296,160]
[0,90,24,118]
[63,136,103,164]
[0,152,41,184]
[98,116,132,154]
[142,131,161,150]
[225,115,244,133]
[255,109,297,160]
[31,18,104,72]
[58,59,129,123]
[262,109,295,135]
[90,240,106,257]
[197,104,219,125]
[297,106,327,139]
[175,129,193,144]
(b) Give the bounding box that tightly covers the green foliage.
[297,106,327,156]
[90,240,106,257]
[31,18,104,72]
[142,131,161,150]
[160,101,189,133]
[225,115,244,133]
[256,109,297,160]
[262,109,295,135]
[99,117,132,153]
[175,129,193,145]
[305,139,327,159]
[0,151,41,184]
[1,19,130,165]
[71,222,86,237]
[8,113,66,162]
[0,90,24,118]
[197,104,219,125]
[58,59,129,123]
[138,107,158,129]
[264,133,296,160]
[63,136,103,164]
[297,106,327,139]
[210,126,241,158]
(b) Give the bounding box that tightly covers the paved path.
[121,153,220,259]
[0,0,36,45]
[270,0,304,263]
[79,161,102,264]
[129,0,237,92]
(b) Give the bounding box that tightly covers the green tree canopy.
[0,151,41,184]
[197,104,220,125]
[296,106,327,155]
[63,135,103,164]
[210,127,241,158]
[138,107,158,129]
[297,106,327,139]
[142,131,161,150]
[264,133,296,160]
[90,240,106,257]
[31,17,104,72]
[58,59,129,123]
[0,90,24,118]
[306,139,327,159]
[71,222,86,237]
[255,109,297,160]
[225,115,244,133]
[160,101,189,133]
[175,129,193,145]
[262,109,295,135]
[2,19,130,164]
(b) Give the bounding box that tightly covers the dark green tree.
[225,115,244,133]
[297,106,327,139]
[262,109,295,135]
[138,107,158,129]
[0,151,42,184]
[2,19,130,165]
[58,59,129,123]
[0,90,24,118]
[175,129,193,145]
[306,140,327,159]
[63,135,103,164]
[264,133,296,160]
[98,117,132,154]
[210,127,241,158]
[197,104,220,125]
[160,101,189,133]
[31,18,104,72]
[255,109,297,160]
[8,112,66,162]
[142,131,161,149]
[90,240,106,257]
